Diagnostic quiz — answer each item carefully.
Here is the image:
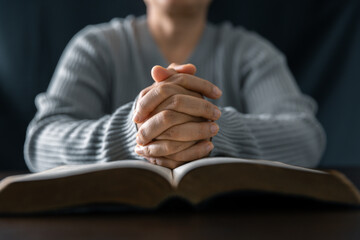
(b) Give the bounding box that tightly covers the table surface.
[1,168,360,240]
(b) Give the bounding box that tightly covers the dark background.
[0,0,359,170]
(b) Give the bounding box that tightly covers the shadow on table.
[2,191,358,218]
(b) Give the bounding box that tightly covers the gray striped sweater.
[24,16,326,172]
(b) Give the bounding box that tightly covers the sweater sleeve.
[210,36,326,168]
[24,26,142,172]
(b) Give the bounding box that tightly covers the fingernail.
[213,108,221,119]
[206,143,214,152]
[210,124,219,134]
[173,65,184,71]
[135,145,144,155]
[134,111,144,123]
[133,113,140,123]
[213,87,222,97]
[136,135,143,145]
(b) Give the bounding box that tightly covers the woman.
[24,0,325,171]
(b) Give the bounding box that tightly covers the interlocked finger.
[156,121,219,142]
[136,110,203,145]
[145,157,185,169]
[164,73,222,99]
[134,83,202,123]
[135,140,196,157]
[165,140,214,162]
[153,94,221,121]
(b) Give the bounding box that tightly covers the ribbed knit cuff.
[103,101,144,161]
[210,106,262,160]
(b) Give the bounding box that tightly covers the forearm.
[24,101,142,172]
[211,105,326,168]
[209,39,326,167]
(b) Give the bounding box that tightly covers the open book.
[0,157,359,213]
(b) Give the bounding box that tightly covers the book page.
[172,157,327,187]
[0,160,172,188]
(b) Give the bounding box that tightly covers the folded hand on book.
[133,63,222,168]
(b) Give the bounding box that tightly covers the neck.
[147,9,207,64]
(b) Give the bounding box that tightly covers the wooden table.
[1,168,360,240]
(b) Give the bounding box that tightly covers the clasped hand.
[133,64,222,169]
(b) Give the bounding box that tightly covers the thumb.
[151,65,177,83]
[151,63,197,83]
[168,63,197,75]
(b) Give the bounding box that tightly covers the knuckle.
[171,73,186,85]
[203,102,213,116]
[139,89,146,98]
[156,84,171,98]
[143,146,151,156]
[162,142,171,155]
[137,99,148,112]
[165,127,177,139]
[176,73,186,80]
[161,127,176,140]
[173,73,184,81]
[139,128,148,141]
[139,87,150,98]
[170,95,182,109]
[160,110,174,125]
